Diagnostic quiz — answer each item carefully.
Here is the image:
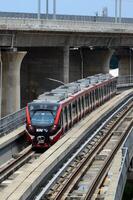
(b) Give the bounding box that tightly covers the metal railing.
[0,108,26,137]
[1,12,133,24]
[114,128,133,200]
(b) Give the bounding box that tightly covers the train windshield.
[29,103,58,126]
[31,110,54,126]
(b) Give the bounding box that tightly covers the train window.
[95,88,98,101]
[89,92,92,107]
[63,107,68,125]
[78,98,81,114]
[104,85,106,96]
[68,104,72,121]
[85,94,89,108]
[81,96,84,110]
[72,101,77,118]
[92,90,95,103]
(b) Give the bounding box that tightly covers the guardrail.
[114,128,133,200]
[0,108,26,137]
[1,12,133,24]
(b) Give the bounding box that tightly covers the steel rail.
[49,102,133,200]
[84,119,133,199]
[35,95,133,200]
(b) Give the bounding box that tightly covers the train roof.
[31,73,114,105]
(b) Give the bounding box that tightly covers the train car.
[26,74,117,149]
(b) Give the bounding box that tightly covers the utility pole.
[46,0,48,19]
[115,0,118,23]
[119,0,122,23]
[38,0,41,19]
[53,0,56,19]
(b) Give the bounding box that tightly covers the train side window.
[81,96,84,110]
[85,94,89,108]
[63,107,68,125]
[95,88,98,100]
[72,101,77,118]
[90,92,92,106]
[68,104,72,121]
[78,98,81,113]
[92,90,95,102]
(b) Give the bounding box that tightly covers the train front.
[26,101,60,149]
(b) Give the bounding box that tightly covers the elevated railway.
[0,89,132,200]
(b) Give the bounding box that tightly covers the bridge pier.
[117,48,133,76]
[83,48,113,76]
[63,45,69,84]
[1,51,26,117]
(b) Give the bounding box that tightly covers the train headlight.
[27,124,35,135]
[50,124,57,134]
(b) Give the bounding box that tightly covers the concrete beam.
[1,51,26,117]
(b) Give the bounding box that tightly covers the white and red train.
[26,74,117,149]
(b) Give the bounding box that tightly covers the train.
[26,74,117,149]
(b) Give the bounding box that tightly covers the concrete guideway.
[1,89,133,200]
[0,125,25,150]
[103,128,133,200]
[0,125,25,166]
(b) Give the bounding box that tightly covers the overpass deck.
[0,16,133,34]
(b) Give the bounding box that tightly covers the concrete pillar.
[83,48,113,76]
[118,49,133,76]
[1,51,26,117]
[63,46,69,84]
[69,49,81,82]
[0,51,2,118]
[21,47,67,107]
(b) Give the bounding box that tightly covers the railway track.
[0,146,41,189]
[35,96,133,200]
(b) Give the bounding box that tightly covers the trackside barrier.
[117,76,133,87]
[114,128,133,200]
[0,108,26,137]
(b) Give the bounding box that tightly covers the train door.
[81,96,85,117]
[78,98,81,120]
[95,87,98,106]
[91,90,95,109]
[57,112,64,136]
[72,100,78,124]
[89,91,93,111]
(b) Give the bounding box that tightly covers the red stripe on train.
[54,105,62,124]
[26,105,31,125]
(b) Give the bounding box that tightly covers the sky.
[0,0,133,18]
